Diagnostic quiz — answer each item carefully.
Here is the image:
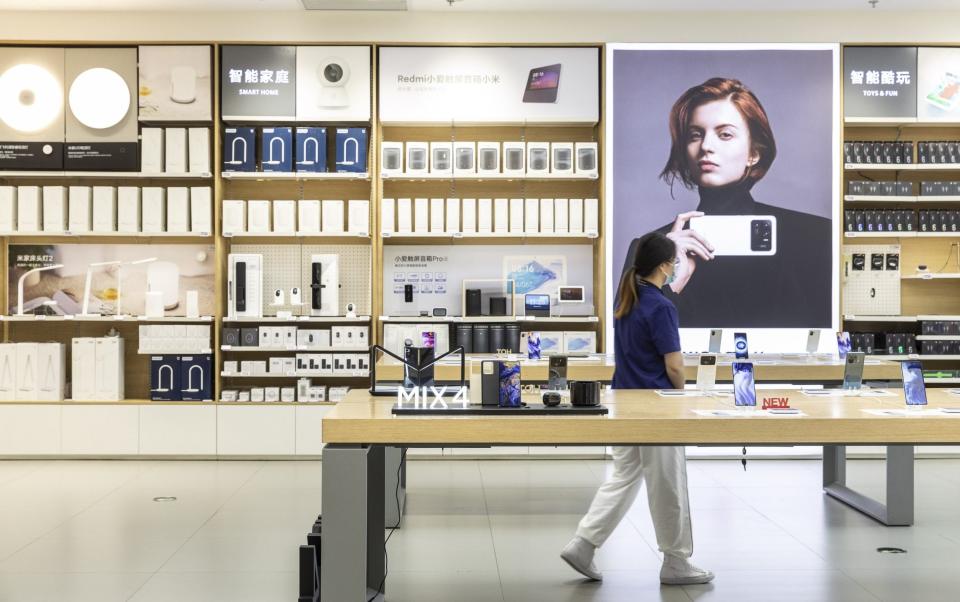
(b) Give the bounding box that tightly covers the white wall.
[1,10,959,44]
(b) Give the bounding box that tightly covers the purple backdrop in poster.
[609,46,837,329]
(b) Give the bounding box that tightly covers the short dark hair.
[660,77,777,189]
[615,232,677,319]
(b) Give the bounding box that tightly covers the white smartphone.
[708,329,722,353]
[689,215,777,256]
[806,329,821,354]
[696,354,717,390]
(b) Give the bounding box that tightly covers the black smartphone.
[522,64,561,103]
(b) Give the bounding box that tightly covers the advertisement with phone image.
[836,331,852,359]
[732,361,757,407]
[901,360,928,406]
[523,64,561,103]
[734,332,749,359]
[499,360,522,408]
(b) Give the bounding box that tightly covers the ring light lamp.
[68,67,130,129]
[0,64,62,133]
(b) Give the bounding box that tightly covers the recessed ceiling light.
[0,64,62,133]
[68,67,130,130]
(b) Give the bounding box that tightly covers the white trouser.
[576,445,693,558]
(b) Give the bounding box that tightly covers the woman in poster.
[620,77,832,327]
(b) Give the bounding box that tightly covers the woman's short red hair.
[660,77,777,189]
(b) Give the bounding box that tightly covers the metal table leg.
[384,446,407,528]
[321,444,386,601]
[823,444,914,526]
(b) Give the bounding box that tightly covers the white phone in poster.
[688,215,777,256]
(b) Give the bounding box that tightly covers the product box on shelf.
[563,331,596,354]
[273,200,296,234]
[166,187,189,233]
[524,198,539,234]
[91,186,117,233]
[16,186,40,232]
[494,198,509,233]
[381,141,404,175]
[67,186,91,233]
[190,187,212,234]
[477,142,500,175]
[188,128,211,174]
[0,187,13,233]
[509,198,524,233]
[430,141,453,175]
[445,198,460,233]
[265,387,281,403]
[36,343,65,401]
[15,342,39,401]
[150,355,182,401]
[223,127,256,172]
[141,128,164,173]
[222,200,245,234]
[526,142,550,175]
[141,187,165,233]
[261,127,293,172]
[584,198,599,235]
[247,200,271,233]
[569,198,584,234]
[0,344,13,401]
[405,142,428,175]
[461,198,476,233]
[321,200,344,234]
[42,186,66,233]
[477,198,493,233]
[94,337,124,401]
[430,198,445,233]
[554,198,569,233]
[116,186,141,233]
[381,198,395,234]
[575,142,598,177]
[396,198,413,233]
[414,198,429,234]
[334,127,367,173]
[298,199,321,234]
[295,127,327,173]
[348,199,369,235]
[502,142,525,175]
[165,128,187,174]
[540,198,554,233]
[454,141,476,175]
[551,142,574,175]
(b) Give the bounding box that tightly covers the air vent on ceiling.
[300,0,408,9]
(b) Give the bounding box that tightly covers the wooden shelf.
[845,232,960,239]
[379,315,598,323]
[221,171,369,181]
[903,273,960,280]
[845,164,960,171]
[224,232,370,243]
[843,196,960,203]
[381,232,597,243]
[221,371,369,378]
[221,345,369,352]
[4,315,213,323]
[0,171,213,180]
[381,173,597,181]
[843,315,918,322]
[1,231,212,240]
[222,315,370,324]
[845,118,960,127]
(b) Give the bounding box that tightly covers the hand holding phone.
[665,211,714,294]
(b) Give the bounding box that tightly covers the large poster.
[917,47,960,122]
[606,44,839,335]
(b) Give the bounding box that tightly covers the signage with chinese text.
[221,45,296,120]
[843,46,917,119]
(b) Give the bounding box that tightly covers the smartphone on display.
[842,351,866,390]
[901,360,928,406]
[708,329,722,353]
[548,355,568,389]
[527,331,542,360]
[732,362,757,407]
[836,331,852,359]
[806,329,821,354]
[696,354,717,390]
[522,63,561,103]
[498,360,522,408]
[688,215,777,256]
[734,332,749,359]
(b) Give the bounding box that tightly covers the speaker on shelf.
[489,324,505,353]
[505,324,520,353]
[473,324,490,353]
[465,289,482,316]
[489,296,507,317]
[456,324,474,354]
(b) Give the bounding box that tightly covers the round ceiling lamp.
[68,67,130,130]
[0,63,62,133]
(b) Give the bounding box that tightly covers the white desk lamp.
[81,260,121,317]
[17,264,64,316]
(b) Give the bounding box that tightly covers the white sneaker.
[560,536,602,581]
[659,555,714,585]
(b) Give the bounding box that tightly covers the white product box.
[297,329,330,348]
[396,198,413,233]
[569,198,584,234]
[321,200,344,233]
[265,387,281,402]
[445,198,460,233]
[222,200,245,235]
[116,186,141,233]
[0,344,15,401]
[477,198,493,233]
[240,360,258,374]
[188,128,211,174]
[15,342,39,401]
[269,357,284,374]
[247,200,271,233]
[71,338,96,401]
[94,337,124,401]
[332,356,348,375]
[461,198,476,233]
[494,198,509,233]
[563,331,597,354]
[575,142,599,178]
[282,357,296,373]
[319,354,334,375]
[298,200,321,234]
[550,142,574,175]
[502,142,526,175]
[429,141,453,175]
[42,186,67,232]
[281,387,295,402]
[37,343,65,401]
[524,198,539,234]
[381,141,404,175]
[331,326,349,348]
[405,142,429,175]
[91,186,116,233]
[166,187,189,233]
[141,127,164,173]
[250,388,265,402]
[429,198,444,233]
[526,142,551,175]
[348,199,369,235]
[540,198,554,233]
[141,187,166,234]
[584,198,599,235]
[0,186,15,233]
[273,200,296,234]
[414,198,429,234]
[223,360,239,374]
[477,142,500,175]
[509,198,524,233]
[189,187,212,234]
[380,198,395,234]
[67,186,91,233]
[164,127,187,174]
[16,185,40,232]
[453,141,476,176]
[554,198,569,233]
[258,326,272,347]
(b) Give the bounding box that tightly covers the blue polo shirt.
[612,282,682,390]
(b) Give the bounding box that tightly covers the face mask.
[661,264,676,286]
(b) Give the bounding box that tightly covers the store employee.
[561,231,714,586]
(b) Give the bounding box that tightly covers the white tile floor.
[0,457,958,601]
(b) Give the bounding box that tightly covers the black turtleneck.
[620,183,832,328]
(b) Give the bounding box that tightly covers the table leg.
[823,444,914,526]
[384,446,407,528]
[321,444,386,601]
